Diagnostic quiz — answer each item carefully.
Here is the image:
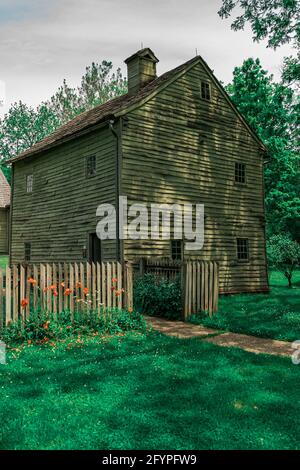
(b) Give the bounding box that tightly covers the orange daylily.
[76,282,82,289]
[49,284,57,291]
[112,277,118,284]
[28,277,37,285]
[64,288,72,296]
[115,290,121,297]
[83,287,89,296]
[128,307,133,313]
[21,298,29,308]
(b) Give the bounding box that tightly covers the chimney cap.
[125,47,159,65]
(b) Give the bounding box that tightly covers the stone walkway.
[146,316,293,358]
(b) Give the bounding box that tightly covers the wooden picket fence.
[137,258,219,318]
[0,262,133,327]
[183,261,219,319]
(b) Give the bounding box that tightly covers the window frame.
[86,154,97,178]
[171,240,183,261]
[24,242,31,262]
[236,238,249,262]
[200,81,211,101]
[26,174,33,193]
[235,162,246,185]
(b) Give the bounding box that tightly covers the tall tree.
[218,0,300,85]
[226,58,299,239]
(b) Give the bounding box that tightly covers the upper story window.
[26,174,33,193]
[86,155,96,178]
[235,162,246,184]
[171,240,183,261]
[24,242,31,262]
[201,81,211,101]
[237,238,249,261]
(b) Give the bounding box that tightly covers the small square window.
[86,155,96,177]
[171,240,182,261]
[237,238,249,261]
[201,81,211,100]
[235,162,246,184]
[24,243,31,262]
[26,174,33,193]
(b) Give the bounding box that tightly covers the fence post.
[125,262,133,311]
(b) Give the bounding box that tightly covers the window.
[26,174,33,193]
[171,240,182,261]
[24,243,31,262]
[86,155,96,177]
[235,162,246,184]
[201,81,211,100]
[237,238,249,261]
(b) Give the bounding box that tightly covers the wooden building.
[0,169,10,255]
[8,48,269,293]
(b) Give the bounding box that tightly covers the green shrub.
[134,274,182,320]
[0,307,147,345]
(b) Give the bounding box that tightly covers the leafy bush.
[134,274,182,320]
[0,308,147,345]
[267,234,300,287]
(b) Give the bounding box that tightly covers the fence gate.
[183,261,219,319]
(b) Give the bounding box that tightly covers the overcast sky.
[0,0,293,117]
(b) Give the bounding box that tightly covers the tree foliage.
[226,58,299,240]
[218,0,300,84]
[267,234,300,287]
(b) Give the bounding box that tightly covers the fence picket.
[5,265,11,325]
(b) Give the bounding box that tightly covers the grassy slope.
[0,332,299,450]
[194,270,300,342]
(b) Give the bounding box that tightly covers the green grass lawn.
[0,256,8,271]
[0,332,299,450]
[193,270,300,342]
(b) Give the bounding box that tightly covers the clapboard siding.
[11,125,118,263]
[0,208,9,254]
[121,61,268,292]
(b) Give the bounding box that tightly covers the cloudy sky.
[0,0,293,116]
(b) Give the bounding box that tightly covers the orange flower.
[43,287,48,293]
[128,307,133,313]
[64,288,72,296]
[76,282,82,289]
[27,340,32,345]
[21,298,29,308]
[61,282,65,288]
[49,284,57,291]
[83,287,89,296]
[111,286,116,291]
[43,321,50,330]
[28,277,37,285]
[115,290,121,297]
[112,277,118,284]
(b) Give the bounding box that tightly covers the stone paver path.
[146,316,293,357]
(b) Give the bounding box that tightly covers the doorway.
[88,233,102,263]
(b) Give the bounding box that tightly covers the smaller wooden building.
[0,169,10,255]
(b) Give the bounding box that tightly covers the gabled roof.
[0,169,10,208]
[9,54,266,164]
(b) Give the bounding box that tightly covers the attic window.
[26,174,33,193]
[237,238,249,261]
[235,162,246,184]
[201,81,211,100]
[86,155,96,178]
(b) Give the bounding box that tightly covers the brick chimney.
[125,48,159,95]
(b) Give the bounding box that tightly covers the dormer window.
[26,174,33,193]
[201,81,211,100]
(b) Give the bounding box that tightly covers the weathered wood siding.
[0,208,9,254]
[11,125,118,263]
[121,61,268,293]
